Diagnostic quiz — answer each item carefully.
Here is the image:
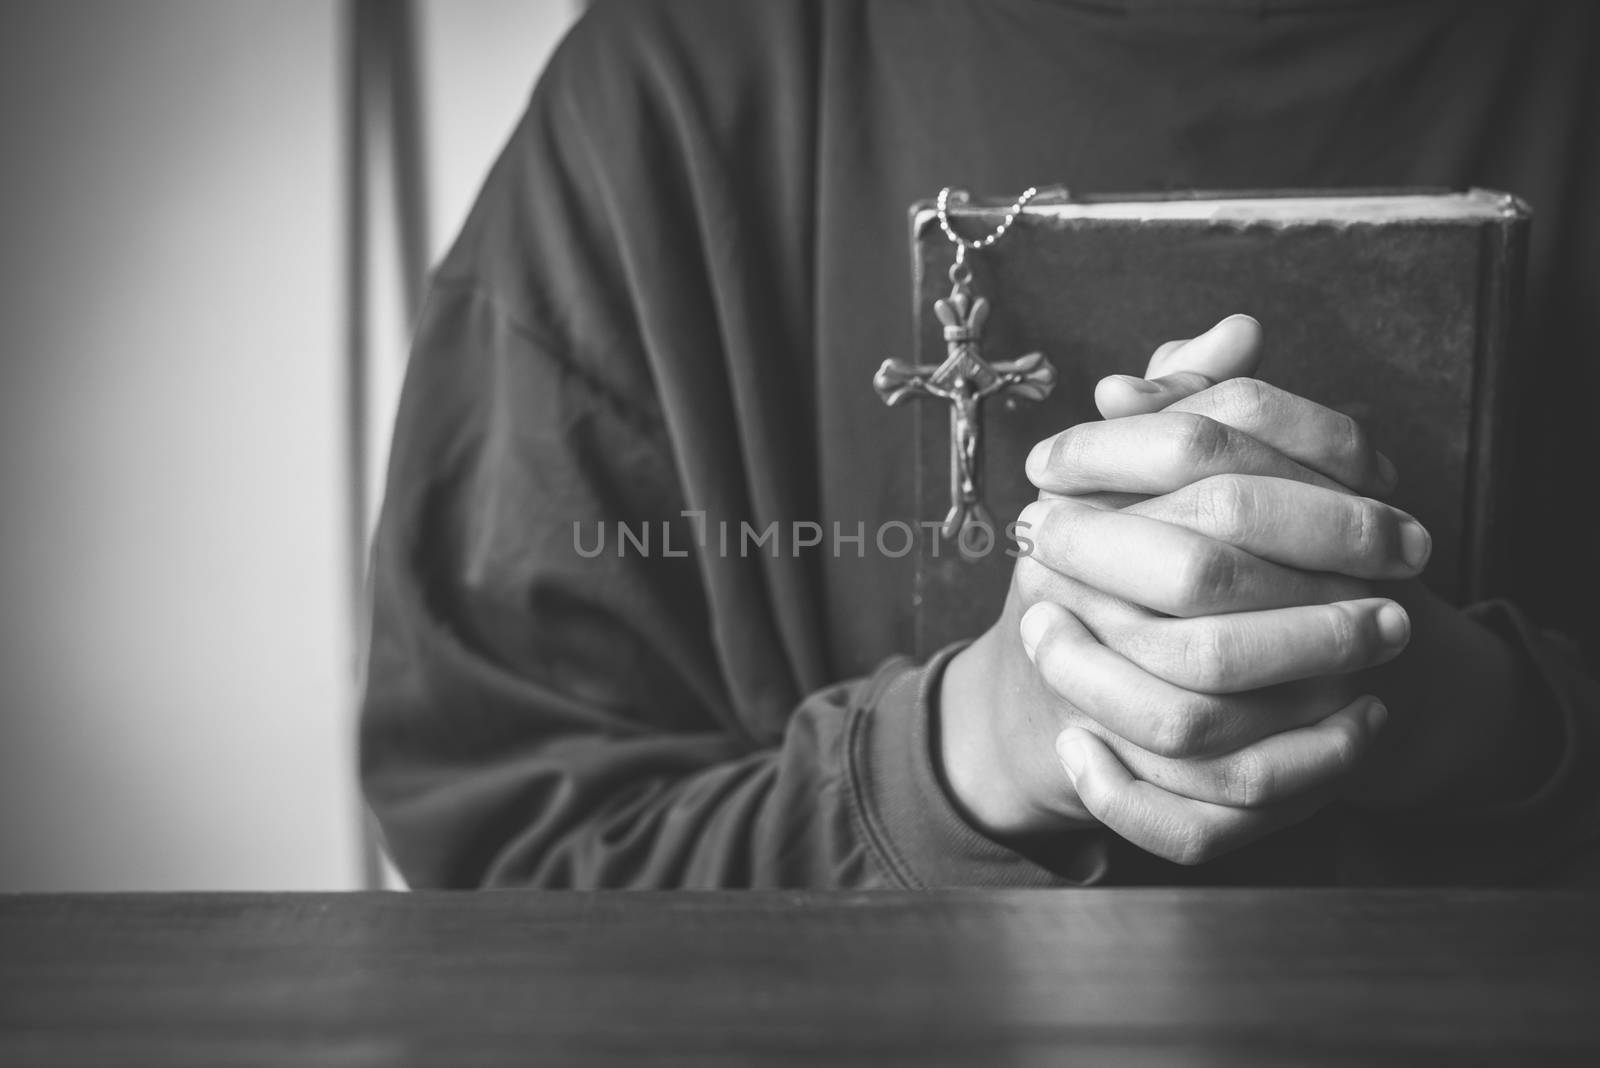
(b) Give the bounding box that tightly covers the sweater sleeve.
[357,275,1089,889]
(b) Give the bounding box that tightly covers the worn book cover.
[901,188,1529,658]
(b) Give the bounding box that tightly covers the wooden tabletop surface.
[3,889,1598,1066]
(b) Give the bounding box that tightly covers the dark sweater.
[361,0,1600,888]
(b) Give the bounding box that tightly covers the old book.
[902,188,1529,658]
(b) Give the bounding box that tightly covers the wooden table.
[3,889,1598,1066]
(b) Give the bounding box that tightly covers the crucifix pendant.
[873,252,1057,548]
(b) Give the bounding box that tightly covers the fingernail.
[1019,602,1053,660]
[1026,438,1054,482]
[1399,520,1431,570]
[1016,499,1050,539]
[1056,730,1087,784]
[1376,452,1398,489]
[1362,698,1389,733]
[1375,603,1410,648]
[1114,374,1163,395]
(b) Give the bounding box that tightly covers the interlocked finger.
[1168,377,1396,496]
[1057,726,1343,866]
[1023,599,1382,756]
[1011,557,1406,694]
[1017,496,1367,617]
[1027,411,1344,497]
[1125,474,1430,579]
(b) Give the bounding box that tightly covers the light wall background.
[0,0,576,891]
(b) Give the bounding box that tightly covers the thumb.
[1094,313,1264,419]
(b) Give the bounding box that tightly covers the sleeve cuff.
[1341,600,1600,884]
[843,644,1108,889]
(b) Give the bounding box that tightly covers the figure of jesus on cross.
[873,267,1057,550]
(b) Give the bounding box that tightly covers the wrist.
[936,626,1089,839]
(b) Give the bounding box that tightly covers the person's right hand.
[937,316,1430,864]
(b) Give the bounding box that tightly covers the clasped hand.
[939,315,1525,865]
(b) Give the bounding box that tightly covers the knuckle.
[1148,693,1224,758]
[1324,715,1366,772]
[1168,413,1233,471]
[1149,708,1200,760]
[1172,544,1239,616]
[1344,498,1382,560]
[1191,474,1255,543]
[1210,377,1273,427]
[1338,412,1372,466]
[1173,623,1234,692]
[1221,748,1274,808]
[1325,603,1379,668]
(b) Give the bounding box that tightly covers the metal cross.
[874,277,1056,545]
